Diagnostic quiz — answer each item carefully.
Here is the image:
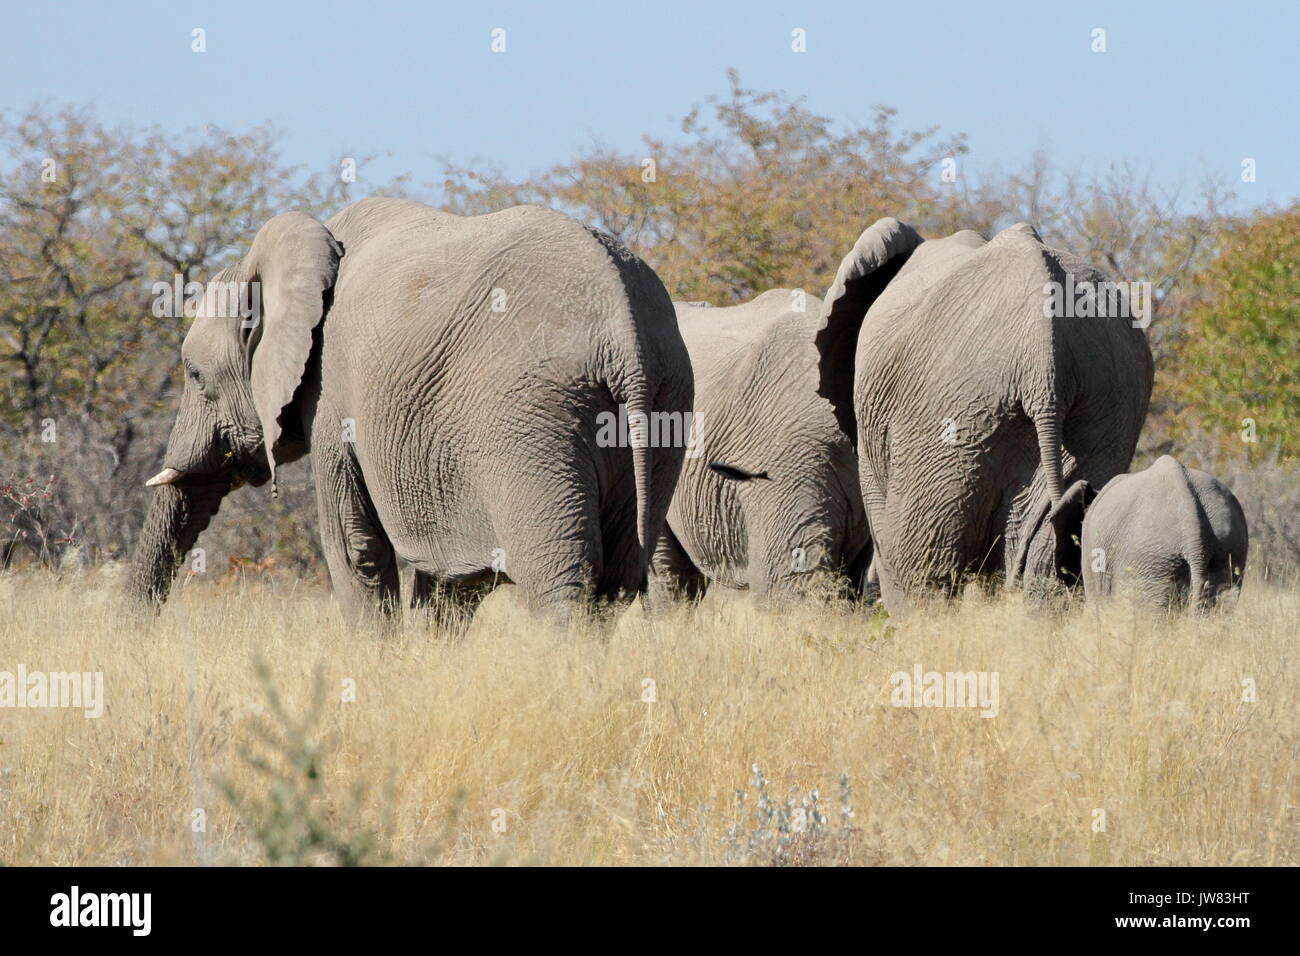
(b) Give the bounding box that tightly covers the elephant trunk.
[127,480,231,606]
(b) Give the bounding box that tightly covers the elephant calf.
[1075,455,1248,610]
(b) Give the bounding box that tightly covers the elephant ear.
[243,211,343,481]
[815,217,924,444]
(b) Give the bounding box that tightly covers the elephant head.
[658,222,922,599]
[128,212,342,605]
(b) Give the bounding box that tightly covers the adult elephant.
[817,218,1153,613]
[129,198,693,624]
[651,288,878,598]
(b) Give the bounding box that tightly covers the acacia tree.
[443,69,969,304]
[0,104,393,566]
[443,72,1228,361]
[2,89,1279,572]
[1162,204,1299,460]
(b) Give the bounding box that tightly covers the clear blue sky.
[4,0,1296,209]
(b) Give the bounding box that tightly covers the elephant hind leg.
[873,485,976,607]
[487,484,603,619]
[410,570,496,633]
[650,526,708,604]
[846,539,878,601]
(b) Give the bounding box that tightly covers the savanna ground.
[1,567,1294,866]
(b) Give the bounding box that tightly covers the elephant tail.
[1187,560,1207,612]
[627,386,653,579]
[1183,536,1213,611]
[1009,408,1066,588]
[1032,409,1064,507]
[581,223,686,593]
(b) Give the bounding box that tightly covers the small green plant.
[220,660,391,866]
[725,764,859,866]
[1,474,78,570]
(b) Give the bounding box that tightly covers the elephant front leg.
[314,453,399,625]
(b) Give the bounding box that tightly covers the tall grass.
[0,566,1294,865]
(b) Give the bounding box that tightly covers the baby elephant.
[1077,456,1248,610]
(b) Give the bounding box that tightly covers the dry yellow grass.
[0,567,1295,866]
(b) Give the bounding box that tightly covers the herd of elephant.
[127,197,1249,624]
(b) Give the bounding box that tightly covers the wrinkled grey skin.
[652,290,871,597]
[821,219,1154,613]
[1078,456,1248,610]
[129,198,692,624]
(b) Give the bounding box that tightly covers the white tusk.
[145,467,183,487]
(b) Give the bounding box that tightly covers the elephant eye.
[184,362,207,392]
